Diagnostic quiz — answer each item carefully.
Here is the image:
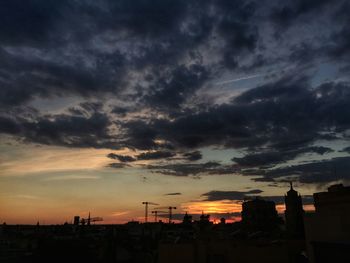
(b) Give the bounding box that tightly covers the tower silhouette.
[182,212,192,225]
[284,182,305,238]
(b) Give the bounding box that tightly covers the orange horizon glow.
[181,200,242,214]
[1,199,316,225]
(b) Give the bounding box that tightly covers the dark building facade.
[182,212,192,225]
[241,198,280,230]
[284,182,305,238]
[304,184,350,263]
[313,183,350,213]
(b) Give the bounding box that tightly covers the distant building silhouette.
[182,212,192,225]
[241,197,280,230]
[304,184,350,263]
[4,184,350,263]
[73,216,80,226]
[284,182,305,238]
[199,212,210,223]
[313,183,350,213]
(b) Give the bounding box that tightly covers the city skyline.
[1,0,350,224]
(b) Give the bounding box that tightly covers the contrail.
[214,73,263,85]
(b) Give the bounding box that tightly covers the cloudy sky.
[1,0,350,224]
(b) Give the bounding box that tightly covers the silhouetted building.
[158,239,293,263]
[73,216,80,226]
[182,212,192,225]
[284,182,305,239]
[241,198,280,230]
[199,212,210,223]
[304,184,350,263]
[313,183,350,213]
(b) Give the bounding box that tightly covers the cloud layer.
[1,0,350,187]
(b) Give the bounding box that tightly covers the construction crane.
[80,212,103,225]
[151,210,167,222]
[159,206,177,223]
[142,202,158,223]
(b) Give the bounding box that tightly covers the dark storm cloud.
[1,73,349,171]
[215,0,259,68]
[144,64,210,109]
[183,151,203,161]
[232,146,333,167]
[107,163,129,169]
[106,150,178,163]
[120,120,159,150]
[68,102,104,116]
[0,0,189,46]
[107,153,136,163]
[201,189,313,205]
[0,47,127,107]
[0,116,21,134]
[164,192,182,196]
[0,0,68,46]
[247,156,350,184]
[24,112,112,148]
[1,0,350,187]
[0,0,189,108]
[121,76,350,152]
[269,0,350,66]
[201,189,263,201]
[111,106,129,117]
[340,147,350,153]
[270,0,333,28]
[1,0,349,109]
[136,151,176,160]
[0,0,267,110]
[0,110,115,149]
[328,22,350,60]
[146,162,238,177]
[110,74,350,184]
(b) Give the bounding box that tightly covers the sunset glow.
[1,0,349,226]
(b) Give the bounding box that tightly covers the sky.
[1,0,350,224]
